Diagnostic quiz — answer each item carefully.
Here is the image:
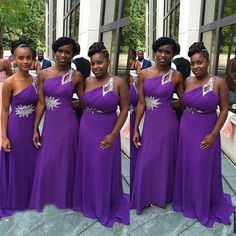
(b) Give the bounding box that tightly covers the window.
[64,1,80,41]
[100,0,130,75]
[223,0,236,18]
[103,0,120,25]
[202,30,216,73]
[203,0,219,25]
[102,30,117,74]
[163,0,180,40]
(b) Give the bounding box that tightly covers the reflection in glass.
[103,0,120,25]
[223,0,236,18]
[123,0,130,17]
[203,0,218,25]
[202,30,216,73]
[219,24,236,108]
[118,26,130,77]
[164,4,179,40]
[102,30,117,74]
[218,24,236,78]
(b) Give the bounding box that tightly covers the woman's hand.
[1,137,11,152]
[33,130,41,149]
[200,133,216,150]
[133,130,141,148]
[100,133,116,150]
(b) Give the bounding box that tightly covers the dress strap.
[61,68,74,85]
[103,76,115,96]
[202,75,215,96]
[161,68,174,85]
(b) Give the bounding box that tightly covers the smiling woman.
[30,37,84,211]
[173,41,235,227]
[0,41,37,218]
[73,41,130,227]
[130,37,184,214]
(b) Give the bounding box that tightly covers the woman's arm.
[133,72,146,148]
[200,77,229,149]
[1,79,13,151]
[172,71,184,109]
[73,71,84,110]
[135,60,141,74]
[4,59,13,77]
[100,77,129,149]
[33,71,46,148]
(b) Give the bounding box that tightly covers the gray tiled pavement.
[0,152,235,236]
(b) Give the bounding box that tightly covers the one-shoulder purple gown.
[131,69,179,214]
[0,83,38,218]
[73,77,130,227]
[30,69,79,211]
[173,76,235,227]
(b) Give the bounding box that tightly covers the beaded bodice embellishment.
[15,104,35,118]
[103,77,115,96]
[145,96,161,110]
[161,69,174,85]
[45,96,61,110]
[202,76,214,96]
[61,69,74,85]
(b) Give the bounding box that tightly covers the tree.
[130,0,146,50]
[0,0,45,55]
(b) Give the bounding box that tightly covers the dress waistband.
[84,106,116,114]
[185,106,215,114]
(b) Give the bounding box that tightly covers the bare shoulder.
[113,76,128,90]
[213,75,226,84]
[139,66,155,80]
[72,70,83,82]
[172,70,183,82]
[2,74,15,90]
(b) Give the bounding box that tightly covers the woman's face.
[14,47,33,71]
[155,44,174,66]
[90,53,110,77]
[55,44,74,66]
[190,53,209,77]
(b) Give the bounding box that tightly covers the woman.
[29,48,41,78]
[0,42,37,217]
[173,42,235,227]
[30,37,84,211]
[131,37,183,214]
[129,48,141,78]
[0,45,13,146]
[73,42,129,227]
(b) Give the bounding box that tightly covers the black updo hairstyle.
[152,37,177,55]
[52,37,77,55]
[188,42,209,59]
[11,39,31,55]
[88,42,109,59]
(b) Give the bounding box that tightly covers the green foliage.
[0,0,45,50]
[130,0,145,51]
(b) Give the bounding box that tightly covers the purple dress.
[130,80,138,193]
[173,76,235,227]
[73,77,130,227]
[0,83,38,218]
[131,69,179,214]
[30,69,79,210]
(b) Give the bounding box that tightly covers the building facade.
[45,0,130,76]
[147,0,236,78]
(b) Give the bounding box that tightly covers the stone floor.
[0,152,235,236]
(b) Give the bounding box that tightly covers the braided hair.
[188,42,209,59]
[88,42,109,59]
